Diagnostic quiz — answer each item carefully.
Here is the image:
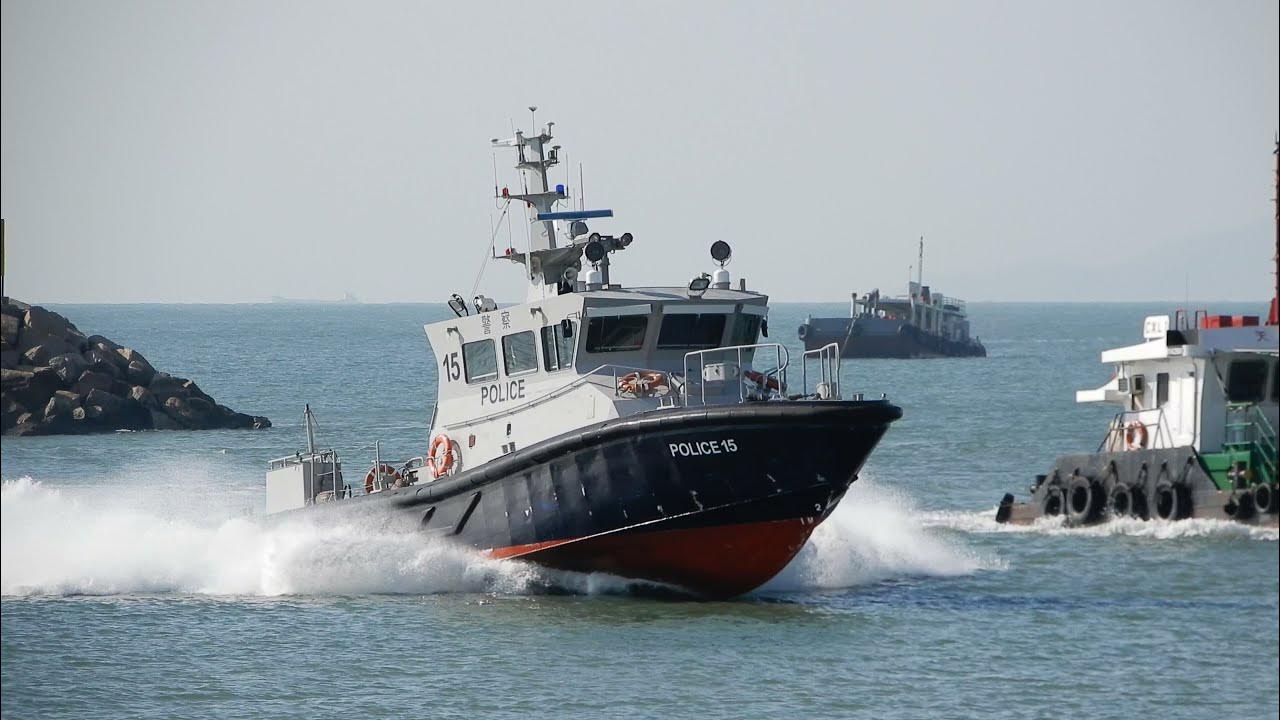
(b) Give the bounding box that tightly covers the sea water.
[2,302,1276,719]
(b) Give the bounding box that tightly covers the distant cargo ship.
[798,240,986,359]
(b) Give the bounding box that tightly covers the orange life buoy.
[364,463,401,494]
[617,370,669,397]
[1123,421,1148,451]
[426,433,456,479]
[743,370,782,392]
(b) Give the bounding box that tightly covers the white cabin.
[1076,313,1279,454]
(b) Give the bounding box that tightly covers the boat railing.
[682,343,789,406]
[800,343,841,399]
[1098,408,1177,452]
[440,363,677,430]
[268,448,340,470]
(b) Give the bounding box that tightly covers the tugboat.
[798,239,986,358]
[996,146,1280,528]
[265,116,902,597]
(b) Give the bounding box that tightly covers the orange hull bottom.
[488,517,818,598]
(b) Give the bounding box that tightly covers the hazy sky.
[2,0,1277,303]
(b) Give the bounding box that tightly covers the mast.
[491,114,620,301]
[1271,135,1279,325]
[917,236,924,290]
[304,403,317,455]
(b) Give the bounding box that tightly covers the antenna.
[579,163,585,212]
[492,152,501,207]
[1271,133,1279,325]
[917,236,924,289]
[304,403,317,455]
[529,105,537,131]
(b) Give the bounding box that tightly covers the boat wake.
[761,479,1004,594]
[0,477,641,598]
[2,476,1004,599]
[918,507,1279,541]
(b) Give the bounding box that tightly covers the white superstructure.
[1076,313,1278,455]
[422,118,838,475]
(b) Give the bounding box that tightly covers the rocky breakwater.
[1,298,270,436]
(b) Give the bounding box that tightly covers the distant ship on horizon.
[797,239,986,359]
[269,292,360,305]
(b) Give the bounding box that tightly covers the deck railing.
[1098,408,1176,452]
[682,343,789,406]
[801,343,841,399]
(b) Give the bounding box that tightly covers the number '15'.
[442,352,461,382]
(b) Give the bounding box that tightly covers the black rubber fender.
[1224,491,1255,520]
[1153,481,1191,521]
[1108,482,1135,518]
[1066,475,1104,523]
[1041,484,1065,517]
[1254,483,1277,514]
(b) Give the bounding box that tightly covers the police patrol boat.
[995,146,1280,528]
[266,116,902,597]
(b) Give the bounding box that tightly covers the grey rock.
[84,388,125,413]
[2,367,61,412]
[74,369,116,395]
[54,389,81,405]
[10,420,44,436]
[1,299,30,316]
[22,344,54,367]
[90,340,128,369]
[116,347,150,366]
[2,300,270,435]
[24,306,75,341]
[125,359,156,386]
[1,313,18,346]
[150,408,182,430]
[128,385,160,410]
[149,373,188,399]
[43,392,78,420]
[2,397,25,431]
[82,348,123,378]
[48,353,89,385]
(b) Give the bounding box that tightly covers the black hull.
[323,400,901,597]
[798,318,986,359]
[996,447,1279,527]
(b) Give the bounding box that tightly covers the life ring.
[1123,422,1148,451]
[618,370,669,397]
[364,463,401,494]
[743,370,782,392]
[426,433,456,479]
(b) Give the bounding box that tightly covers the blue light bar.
[535,209,614,221]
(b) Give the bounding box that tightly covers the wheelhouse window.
[541,322,576,371]
[728,314,762,346]
[657,313,727,349]
[1156,372,1169,407]
[502,331,538,376]
[585,316,648,353]
[462,339,497,383]
[1226,359,1268,403]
